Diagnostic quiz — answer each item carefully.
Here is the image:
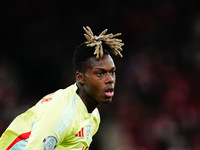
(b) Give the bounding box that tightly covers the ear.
[76,72,85,85]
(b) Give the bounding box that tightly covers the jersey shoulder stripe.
[53,85,78,136]
[59,98,77,135]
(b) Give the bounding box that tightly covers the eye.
[110,71,116,76]
[97,72,104,77]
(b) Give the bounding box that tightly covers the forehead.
[85,55,115,71]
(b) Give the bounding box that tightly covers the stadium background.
[1,0,200,149]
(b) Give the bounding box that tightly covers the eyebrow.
[94,67,116,72]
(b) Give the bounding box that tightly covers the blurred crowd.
[1,0,200,150]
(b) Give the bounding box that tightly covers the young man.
[0,26,124,150]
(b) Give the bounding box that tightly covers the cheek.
[88,81,101,92]
[85,79,102,95]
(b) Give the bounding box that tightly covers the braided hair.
[73,26,124,73]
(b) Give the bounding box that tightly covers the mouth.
[105,88,114,98]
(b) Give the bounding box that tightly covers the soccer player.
[0,26,124,150]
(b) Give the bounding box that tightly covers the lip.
[104,87,114,98]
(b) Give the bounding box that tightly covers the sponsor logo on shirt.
[75,127,84,137]
[75,124,92,140]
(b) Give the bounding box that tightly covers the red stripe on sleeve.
[6,131,31,150]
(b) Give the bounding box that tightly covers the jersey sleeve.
[25,90,71,150]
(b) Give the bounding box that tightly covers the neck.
[76,82,99,113]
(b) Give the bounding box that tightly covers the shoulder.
[35,83,77,114]
[55,84,77,102]
[38,83,77,105]
[92,108,100,123]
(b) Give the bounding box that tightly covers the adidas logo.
[75,128,84,137]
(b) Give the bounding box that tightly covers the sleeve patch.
[43,136,58,150]
[41,93,54,104]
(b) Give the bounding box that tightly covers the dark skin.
[76,54,116,113]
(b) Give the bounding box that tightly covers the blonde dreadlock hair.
[83,26,124,58]
[73,26,124,72]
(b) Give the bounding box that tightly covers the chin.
[102,97,113,104]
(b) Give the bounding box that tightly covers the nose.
[106,73,115,84]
